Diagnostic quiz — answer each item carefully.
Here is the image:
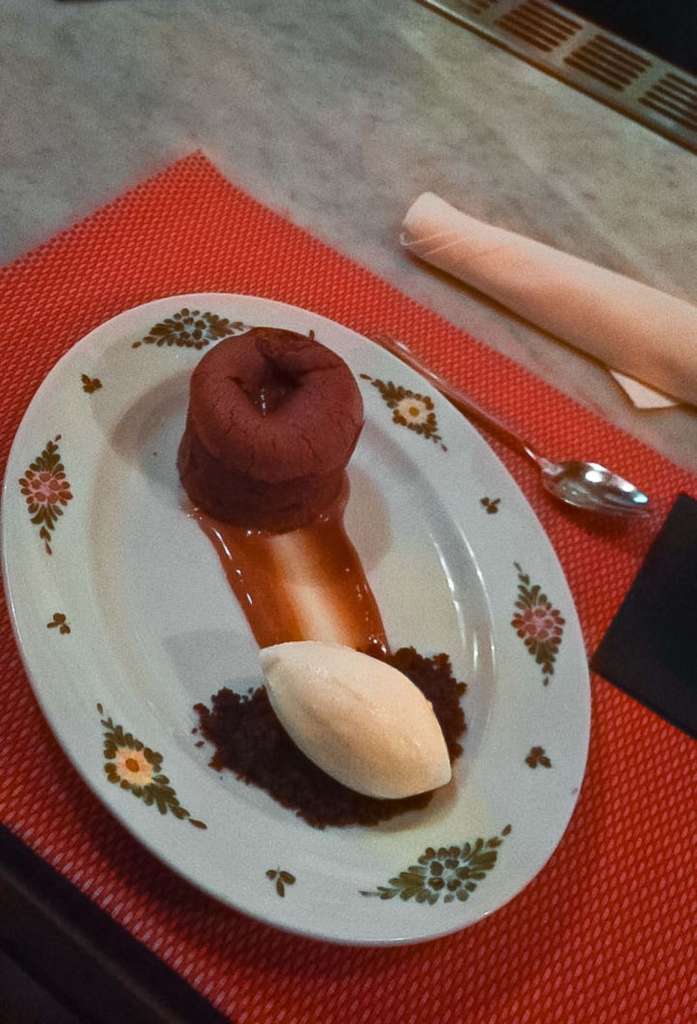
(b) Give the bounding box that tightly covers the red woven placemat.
[1,153,695,1024]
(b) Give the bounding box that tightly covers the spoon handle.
[375,336,540,465]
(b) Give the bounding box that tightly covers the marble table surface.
[3,0,696,471]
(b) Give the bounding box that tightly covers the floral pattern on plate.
[360,826,511,905]
[132,308,251,350]
[98,704,207,830]
[80,374,102,393]
[512,563,565,686]
[526,746,552,768]
[19,436,73,555]
[266,868,296,897]
[47,612,71,635]
[360,373,447,450]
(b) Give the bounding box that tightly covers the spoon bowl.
[537,458,650,516]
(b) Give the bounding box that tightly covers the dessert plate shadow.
[1,294,590,945]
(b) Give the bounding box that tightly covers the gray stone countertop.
[3,0,697,472]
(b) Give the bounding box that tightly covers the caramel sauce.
[191,498,387,655]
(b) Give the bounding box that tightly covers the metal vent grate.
[497,0,581,52]
[566,34,651,89]
[418,0,697,152]
[641,72,697,132]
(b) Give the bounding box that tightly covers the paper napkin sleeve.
[402,193,697,408]
[608,371,678,409]
[591,493,697,738]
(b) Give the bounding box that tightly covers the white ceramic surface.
[2,294,590,945]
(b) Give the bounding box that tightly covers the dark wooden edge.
[0,823,230,1023]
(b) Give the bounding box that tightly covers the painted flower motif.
[526,746,552,769]
[480,497,500,514]
[23,471,71,506]
[98,704,207,829]
[395,394,431,427]
[514,605,564,643]
[47,612,71,635]
[19,437,73,554]
[112,746,155,787]
[360,374,446,450]
[266,868,296,897]
[512,563,565,685]
[132,308,251,350]
[360,826,511,905]
[81,373,102,393]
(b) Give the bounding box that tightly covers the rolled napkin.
[402,193,697,408]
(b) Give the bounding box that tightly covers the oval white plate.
[2,294,589,946]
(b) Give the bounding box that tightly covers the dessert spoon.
[377,335,651,518]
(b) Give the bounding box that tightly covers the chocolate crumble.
[194,647,466,828]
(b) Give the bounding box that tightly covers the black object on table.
[0,824,230,1024]
[592,493,697,739]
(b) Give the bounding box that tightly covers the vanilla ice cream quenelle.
[258,641,452,799]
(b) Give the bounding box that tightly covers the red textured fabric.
[1,153,695,1024]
